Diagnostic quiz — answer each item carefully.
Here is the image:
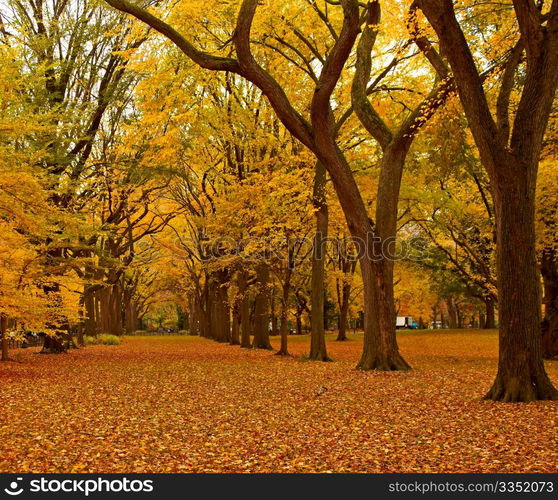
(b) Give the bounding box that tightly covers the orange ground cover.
[0,331,556,473]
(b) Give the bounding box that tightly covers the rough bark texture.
[484,175,557,401]
[417,0,558,401]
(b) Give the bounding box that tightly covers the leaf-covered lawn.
[0,331,556,473]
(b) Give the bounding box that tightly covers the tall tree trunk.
[484,173,558,401]
[231,300,241,345]
[214,269,230,343]
[356,147,410,371]
[295,311,303,336]
[270,289,278,336]
[417,0,558,402]
[447,298,458,329]
[309,162,330,360]
[1,314,9,361]
[484,296,496,329]
[276,273,291,356]
[252,263,272,349]
[336,282,351,341]
[83,284,96,337]
[541,249,558,359]
[238,271,251,348]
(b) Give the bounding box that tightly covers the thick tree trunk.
[83,285,96,337]
[356,148,410,371]
[1,314,9,361]
[447,298,458,329]
[42,334,67,354]
[252,263,272,349]
[309,162,330,361]
[485,174,558,401]
[541,249,558,359]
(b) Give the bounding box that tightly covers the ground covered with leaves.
[0,331,556,473]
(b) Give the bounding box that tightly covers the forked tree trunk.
[309,162,330,361]
[541,249,558,359]
[484,173,558,401]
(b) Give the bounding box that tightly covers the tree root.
[356,351,411,371]
[484,374,558,403]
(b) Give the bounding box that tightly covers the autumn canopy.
[1,0,558,474]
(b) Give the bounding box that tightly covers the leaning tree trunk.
[484,171,558,401]
[309,162,331,361]
[252,263,272,349]
[541,248,558,359]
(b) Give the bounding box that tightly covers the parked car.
[396,316,417,329]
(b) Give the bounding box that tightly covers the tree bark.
[276,277,291,356]
[484,170,558,401]
[417,0,558,402]
[309,162,330,360]
[541,249,558,359]
[336,282,351,341]
[484,297,496,329]
[252,263,272,349]
[230,304,240,345]
[238,270,252,348]
[1,314,9,361]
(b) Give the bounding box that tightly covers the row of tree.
[1,0,557,402]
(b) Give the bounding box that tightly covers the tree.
[416,0,558,401]
[101,0,412,370]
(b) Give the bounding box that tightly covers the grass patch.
[83,334,121,346]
